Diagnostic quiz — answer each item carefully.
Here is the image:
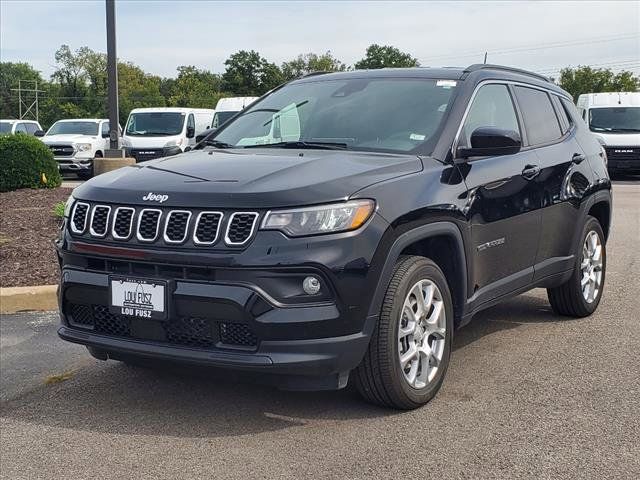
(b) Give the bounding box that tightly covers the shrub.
[0,133,62,192]
[53,201,66,218]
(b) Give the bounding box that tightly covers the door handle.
[521,164,541,180]
[572,153,586,164]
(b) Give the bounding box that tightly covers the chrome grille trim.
[225,212,259,246]
[136,208,163,242]
[112,207,135,240]
[193,211,224,245]
[89,205,112,238]
[70,202,90,234]
[163,210,192,244]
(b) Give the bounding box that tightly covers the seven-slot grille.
[71,202,258,247]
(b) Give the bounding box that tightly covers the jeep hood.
[74,148,422,208]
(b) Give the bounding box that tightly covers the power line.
[422,33,639,63]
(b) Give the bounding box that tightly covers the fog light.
[303,276,321,295]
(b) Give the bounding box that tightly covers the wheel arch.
[587,199,611,241]
[367,222,468,327]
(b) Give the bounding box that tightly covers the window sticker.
[436,80,457,88]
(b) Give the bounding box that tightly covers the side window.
[101,121,110,137]
[15,123,28,134]
[551,96,573,134]
[459,84,520,149]
[24,123,38,135]
[514,86,562,145]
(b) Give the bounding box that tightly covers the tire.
[79,152,100,179]
[547,216,606,317]
[354,255,454,409]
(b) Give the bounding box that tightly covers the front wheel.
[354,255,454,409]
[547,216,606,317]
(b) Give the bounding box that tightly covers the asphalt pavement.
[1,183,639,480]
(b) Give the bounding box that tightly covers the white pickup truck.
[41,119,119,179]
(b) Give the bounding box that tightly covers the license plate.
[110,277,166,319]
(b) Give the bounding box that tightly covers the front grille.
[112,207,134,239]
[90,205,111,237]
[71,203,89,233]
[67,304,258,349]
[128,148,166,163]
[49,144,75,157]
[605,146,639,161]
[219,322,258,347]
[137,209,162,242]
[164,210,191,244]
[226,212,259,245]
[69,203,259,248]
[194,212,223,244]
[94,305,131,337]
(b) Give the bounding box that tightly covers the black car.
[56,65,612,409]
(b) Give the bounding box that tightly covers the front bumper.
[56,214,389,389]
[55,157,93,172]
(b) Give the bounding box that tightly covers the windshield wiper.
[243,141,348,150]
[201,139,234,149]
[608,128,640,133]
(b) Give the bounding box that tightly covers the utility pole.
[105,0,122,156]
[11,80,45,121]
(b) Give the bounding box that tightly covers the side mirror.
[186,126,195,138]
[457,127,521,160]
[34,130,46,137]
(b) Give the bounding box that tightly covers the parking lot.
[1,181,638,480]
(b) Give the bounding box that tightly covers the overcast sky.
[1,0,639,79]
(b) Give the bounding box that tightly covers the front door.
[457,83,542,307]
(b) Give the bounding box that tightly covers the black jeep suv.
[57,65,612,409]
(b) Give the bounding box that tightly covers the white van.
[212,97,258,129]
[576,92,640,174]
[122,107,215,162]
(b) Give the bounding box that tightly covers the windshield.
[212,111,239,129]
[125,112,186,136]
[213,78,458,153]
[589,107,640,133]
[0,122,13,134]
[47,121,98,136]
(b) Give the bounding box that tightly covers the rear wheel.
[355,255,453,409]
[547,216,606,317]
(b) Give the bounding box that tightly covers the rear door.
[511,86,591,279]
[457,83,542,306]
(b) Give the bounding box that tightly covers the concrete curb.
[0,285,58,314]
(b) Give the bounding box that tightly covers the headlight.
[596,137,606,147]
[75,143,92,152]
[261,199,375,237]
[164,138,184,148]
[121,137,132,148]
[64,194,75,218]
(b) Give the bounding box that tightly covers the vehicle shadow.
[1,291,572,438]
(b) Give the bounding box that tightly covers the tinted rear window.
[514,86,562,145]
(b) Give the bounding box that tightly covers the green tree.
[168,66,223,108]
[222,50,283,95]
[559,66,640,101]
[281,51,346,81]
[0,62,46,120]
[354,44,419,70]
[117,62,166,126]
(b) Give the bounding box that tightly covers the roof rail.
[300,71,332,79]
[464,64,550,83]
